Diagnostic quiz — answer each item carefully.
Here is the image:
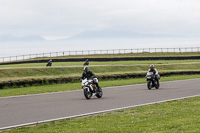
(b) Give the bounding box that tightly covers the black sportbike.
[146,72,160,90]
[83,62,89,66]
[46,62,52,67]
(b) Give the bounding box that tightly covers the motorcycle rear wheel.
[96,87,103,98]
[155,80,160,89]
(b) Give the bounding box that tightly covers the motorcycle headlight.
[85,82,88,86]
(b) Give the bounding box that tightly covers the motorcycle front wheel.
[147,80,152,90]
[84,88,92,99]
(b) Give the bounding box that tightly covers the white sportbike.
[81,78,103,99]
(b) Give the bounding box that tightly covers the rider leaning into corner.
[81,66,100,90]
[147,64,160,85]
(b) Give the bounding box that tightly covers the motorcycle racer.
[147,64,160,85]
[81,67,100,91]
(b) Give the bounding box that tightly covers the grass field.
[1,59,200,68]
[1,52,200,65]
[0,74,199,97]
[0,61,200,80]
[1,95,199,132]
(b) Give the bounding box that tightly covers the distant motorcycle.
[146,72,160,90]
[46,62,52,67]
[83,62,89,66]
[81,78,103,99]
[83,59,89,66]
[46,60,52,67]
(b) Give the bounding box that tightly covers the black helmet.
[84,66,89,72]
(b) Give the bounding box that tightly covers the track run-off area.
[0,78,199,130]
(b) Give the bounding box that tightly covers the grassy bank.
[2,95,199,132]
[1,59,200,68]
[0,74,199,97]
[0,62,200,80]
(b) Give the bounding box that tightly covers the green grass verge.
[0,74,199,97]
[1,59,200,68]
[0,62,200,82]
[1,94,199,132]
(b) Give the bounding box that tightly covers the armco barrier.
[0,71,200,89]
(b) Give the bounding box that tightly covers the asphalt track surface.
[0,79,200,130]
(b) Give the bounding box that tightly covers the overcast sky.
[1,0,200,40]
[0,0,200,57]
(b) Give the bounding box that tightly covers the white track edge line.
[0,94,199,130]
[0,78,199,99]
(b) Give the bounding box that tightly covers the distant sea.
[0,38,200,57]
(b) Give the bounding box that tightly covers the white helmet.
[149,64,154,69]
